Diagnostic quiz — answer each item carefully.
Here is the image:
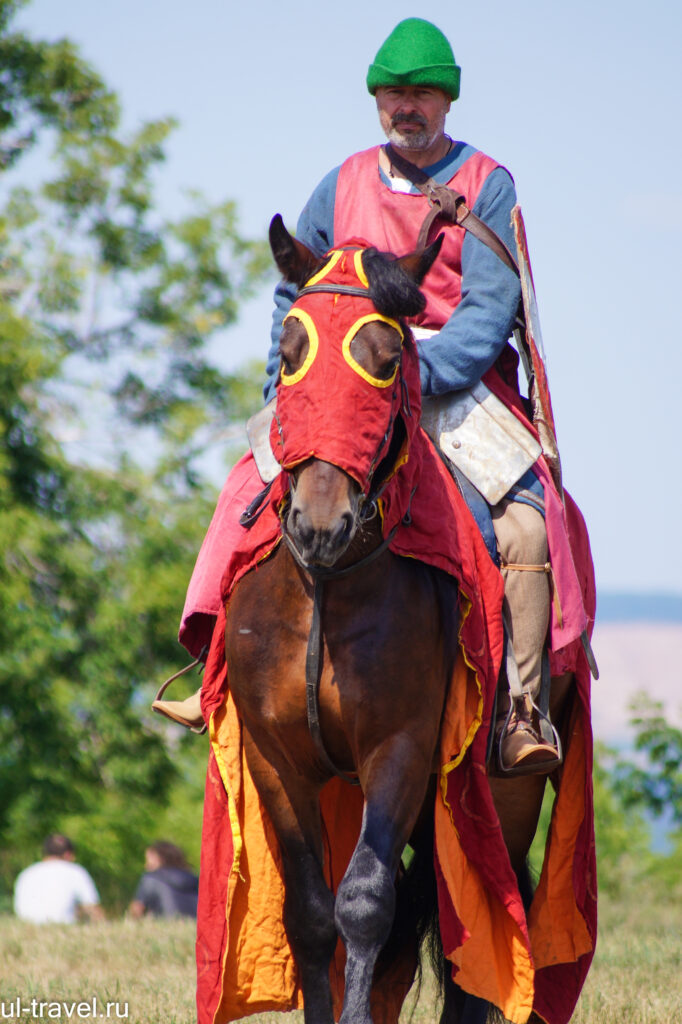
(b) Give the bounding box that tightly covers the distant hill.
[597,591,682,623]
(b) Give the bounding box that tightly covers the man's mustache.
[390,112,427,129]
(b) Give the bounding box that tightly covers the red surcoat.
[334,145,500,329]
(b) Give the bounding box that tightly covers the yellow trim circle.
[341,314,404,388]
[303,249,343,287]
[280,308,319,385]
[353,250,369,288]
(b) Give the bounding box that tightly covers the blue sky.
[15,0,682,594]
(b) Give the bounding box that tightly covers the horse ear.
[269,214,320,286]
[395,234,444,286]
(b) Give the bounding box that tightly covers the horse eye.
[280,318,310,375]
[349,322,402,382]
[379,354,402,379]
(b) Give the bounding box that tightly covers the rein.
[276,268,415,786]
[281,511,399,788]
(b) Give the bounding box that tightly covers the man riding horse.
[156,17,585,778]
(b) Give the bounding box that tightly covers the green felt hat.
[366,18,461,101]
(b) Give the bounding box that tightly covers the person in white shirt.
[14,833,104,924]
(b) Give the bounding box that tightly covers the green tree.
[611,694,682,897]
[591,741,653,896]
[0,0,118,169]
[0,0,271,908]
[613,694,682,824]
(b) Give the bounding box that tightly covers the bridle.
[280,275,413,786]
[281,515,399,787]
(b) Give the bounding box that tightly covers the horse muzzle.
[286,460,361,568]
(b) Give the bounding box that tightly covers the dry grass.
[0,890,680,1023]
[570,891,682,1024]
[0,917,197,1024]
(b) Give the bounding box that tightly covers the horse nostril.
[330,512,355,552]
[341,512,354,539]
[290,505,315,547]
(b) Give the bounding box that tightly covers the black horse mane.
[360,247,427,320]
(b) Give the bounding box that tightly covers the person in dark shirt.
[128,840,198,919]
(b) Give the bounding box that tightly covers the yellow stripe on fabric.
[213,698,302,1017]
[353,249,369,287]
[341,314,404,387]
[304,249,343,287]
[386,442,410,483]
[211,701,243,1024]
[281,308,319,385]
[434,650,535,1021]
[213,539,301,1024]
[434,594,536,1023]
[528,697,595,969]
[439,592,484,796]
[209,705,243,881]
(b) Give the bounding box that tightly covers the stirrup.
[151,648,208,735]
[494,698,563,778]
[491,617,562,777]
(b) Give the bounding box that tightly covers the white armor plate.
[246,398,280,483]
[420,382,541,505]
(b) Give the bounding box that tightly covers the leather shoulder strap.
[384,143,519,277]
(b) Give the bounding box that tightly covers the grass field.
[0,889,680,1023]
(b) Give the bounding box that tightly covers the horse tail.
[421,849,538,1024]
[515,858,536,912]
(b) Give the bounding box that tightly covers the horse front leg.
[241,726,337,1024]
[335,734,434,1024]
[281,838,337,1024]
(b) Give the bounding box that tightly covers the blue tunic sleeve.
[415,167,522,395]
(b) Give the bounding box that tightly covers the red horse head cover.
[270,245,423,495]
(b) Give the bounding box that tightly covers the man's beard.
[386,113,443,151]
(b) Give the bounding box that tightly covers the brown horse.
[224,216,576,1024]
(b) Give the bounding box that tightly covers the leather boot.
[495,695,561,776]
[152,688,205,732]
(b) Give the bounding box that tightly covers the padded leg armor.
[491,499,561,775]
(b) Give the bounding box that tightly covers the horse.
[223,215,579,1024]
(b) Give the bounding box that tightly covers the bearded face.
[375,86,451,152]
